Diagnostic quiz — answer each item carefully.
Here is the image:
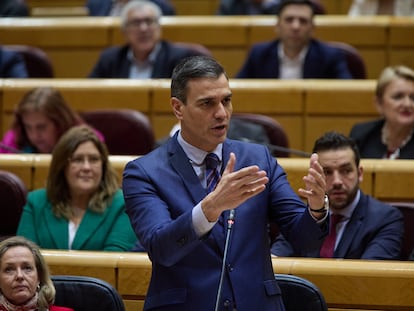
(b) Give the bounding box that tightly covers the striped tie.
[205,153,221,193]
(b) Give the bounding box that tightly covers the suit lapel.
[44,206,69,249]
[71,210,105,250]
[335,196,366,258]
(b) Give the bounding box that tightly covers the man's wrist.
[309,194,329,213]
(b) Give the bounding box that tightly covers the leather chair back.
[0,170,27,240]
[327,41,367,79]
[4,45,54,77]
[52,275,125,311]
[275,274,328,311]
[81,109,155,155]
[388,202,414,260]
[230,113,290,157]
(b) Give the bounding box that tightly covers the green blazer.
[17,188,137,251]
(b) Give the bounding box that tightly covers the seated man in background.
[217,0,281,15]
[0,0,29,17]
[0,46,28,78]
[86,0,176,16]
[88,0,202,79]
[236,0,352,79]
[271,131,404,260]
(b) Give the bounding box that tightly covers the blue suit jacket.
[271,192,404,259]
[86,0,176,16]
[123,135,327,311]
[350,119,414,159]
[88,41,202,78]
[236,39,352,79]
[0,47,28,78]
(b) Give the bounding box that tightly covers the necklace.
[381,125,414,158]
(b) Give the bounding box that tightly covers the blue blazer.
[0,47,28,78]
[86,0,176,16]
[123,134,327,310]
[88,41,202,78]
[350,119,414,159]
[236,39,352,79]
[271,192,404,259]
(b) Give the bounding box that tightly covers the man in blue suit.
[236,0,352,79]
[0,46,28,78]
[271,131,404,259]
[88,0,201,79]
[123,55,329,310]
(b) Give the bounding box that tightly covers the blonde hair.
[0,236,55,311]
[376,65,414,100]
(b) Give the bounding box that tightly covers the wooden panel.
[42,250,118,287]
[304,116,378,152]
[288,258,414,309]
[2,79,150,111]
[373,160,414,201]
[389,50,414,76]
[170,0,219,15]
[0,154,34,189]
[304,80,377,114]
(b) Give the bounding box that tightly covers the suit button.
[176,236,187,246]
[223,299,231,307]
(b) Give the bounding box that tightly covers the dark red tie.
[205,153,220,193]
[320,214,344,258]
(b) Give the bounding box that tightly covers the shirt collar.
[331,189,360,219]
[127,42,161,65]
[278,42,309,62]
[177,130,223,166]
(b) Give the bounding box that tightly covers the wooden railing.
[0,16,413,78]
[41,250,414,311]
[0,79,378,152]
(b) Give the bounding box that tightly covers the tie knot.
[331,214,344,225]
[205,153,220,169]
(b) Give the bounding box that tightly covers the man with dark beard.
[271,131,404,259]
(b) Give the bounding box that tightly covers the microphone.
[214,209,236,311]
[238,137,311,158]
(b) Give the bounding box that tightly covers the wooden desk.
[1,16,412,79]
[40,250,414,311]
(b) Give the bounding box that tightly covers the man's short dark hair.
[312,131,361,167]
[276,0,315,16]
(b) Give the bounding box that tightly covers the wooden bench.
[40,250,414,311]
[0,155,397,203]
[0,79,378,152]
[0,16,413,78]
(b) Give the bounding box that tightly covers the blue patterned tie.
[205,153,221,193]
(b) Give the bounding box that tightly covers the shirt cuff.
[192,202,217,237]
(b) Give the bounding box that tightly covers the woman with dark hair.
[17,125,137,251]
[0,87,102,153]
[0,236,73,311]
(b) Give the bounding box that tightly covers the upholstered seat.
[0,170,27,240]
[275,274,328,311]
[387,202,414,260]
[52,275,125,311]
[328,41,367,79]
[230,113,291,157]
[81,109,155,155]
[4,45,54,77]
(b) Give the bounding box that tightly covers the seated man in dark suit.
[271,131,404,260]
[88,0,202,79]
[86,0,176,16]
[0,46,28,78]
[236,0,352,79]
[217,0,281,15]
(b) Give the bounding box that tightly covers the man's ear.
[171,97,183,120]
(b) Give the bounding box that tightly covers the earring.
[37,284,40,291]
